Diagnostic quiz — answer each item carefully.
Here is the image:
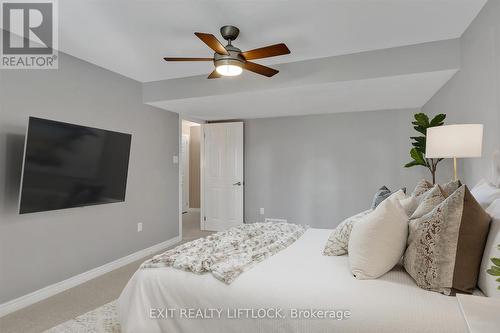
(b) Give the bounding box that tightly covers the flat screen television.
[19,117,132,214]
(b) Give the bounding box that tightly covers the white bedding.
[118,228,469,333]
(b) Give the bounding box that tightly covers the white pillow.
[348,190,409,279]
[471,179,500,208]
[399,196,418,217]
[478,199,500,297]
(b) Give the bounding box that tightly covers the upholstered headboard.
[490,150,500,187]
[478,150,500,297]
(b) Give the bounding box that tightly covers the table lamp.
[426,124,483,181]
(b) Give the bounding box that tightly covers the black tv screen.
[19,117,132,214]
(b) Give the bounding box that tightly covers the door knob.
[233,182,242,186]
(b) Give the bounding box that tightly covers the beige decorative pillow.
[404,185,491,295]
[441,179,462,195]
[323,209,372,256]
[410,185,448,219]
[411,179,433,201]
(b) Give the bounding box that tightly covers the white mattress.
[118,228,469,333]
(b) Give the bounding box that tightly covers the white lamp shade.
[426,124,483,158]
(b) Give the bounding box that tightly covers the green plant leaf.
[414,113,430,127]
[496,277,500,282]
[410,137,426,152]
[413,126,427,135]
[412,144,425,152]
[430,114,446,127]
[404,161,421,168]
[410,136,425,142]
[491,257,500,267]
[410,148,426,165]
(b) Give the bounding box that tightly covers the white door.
[202,122,244,231]
[181,134,189,213]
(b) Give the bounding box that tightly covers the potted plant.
[404,113,446,184]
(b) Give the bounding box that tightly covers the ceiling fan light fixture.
[216,64,242,76]
[215,59,243,77]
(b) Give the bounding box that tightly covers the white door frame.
[181,134,190,212]
[200,124,205,230]
[178,116,205,238]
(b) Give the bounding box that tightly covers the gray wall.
[423,0,500,186]
[0,52,179,303]
[244,109,448,228]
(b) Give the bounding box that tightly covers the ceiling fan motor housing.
[213,45,245,68]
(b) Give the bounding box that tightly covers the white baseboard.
[0,235,181,318]
[188,208,200,212]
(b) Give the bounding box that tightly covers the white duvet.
[118,228,468,333]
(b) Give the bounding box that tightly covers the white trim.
[178,117,183,239]
[0,235,181,318]
[181,133,190,212]
[200,124,206,230]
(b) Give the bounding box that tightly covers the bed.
[118,228,470,333]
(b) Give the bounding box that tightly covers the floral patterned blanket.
[141,222,308,284]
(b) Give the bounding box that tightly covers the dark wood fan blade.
[163,57,213,61]
[243,62,279,77]
[241,43,290,60]
[207,70,221,79]
[194,32,229,55]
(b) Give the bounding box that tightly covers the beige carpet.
[0,211,210,333]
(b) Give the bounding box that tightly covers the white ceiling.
[60,0,486,82]
[150,70,458,120]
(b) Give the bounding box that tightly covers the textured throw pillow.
[478,199,500,297]
[410,185,448,220]
[323,209,372,256]
[399,196,419,217]
[411,179,433,201]
[441,179,462,195]
[349,190,409,279]
[371,186,391,209]
[404,185,491,295]
[471,179,500,209]
[371,186,406,209]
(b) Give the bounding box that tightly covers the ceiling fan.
[164,25,290,79]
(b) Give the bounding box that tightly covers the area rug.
[44,301,120,333]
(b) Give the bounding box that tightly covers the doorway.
[181,119,204,241]
[179,120,245,239]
